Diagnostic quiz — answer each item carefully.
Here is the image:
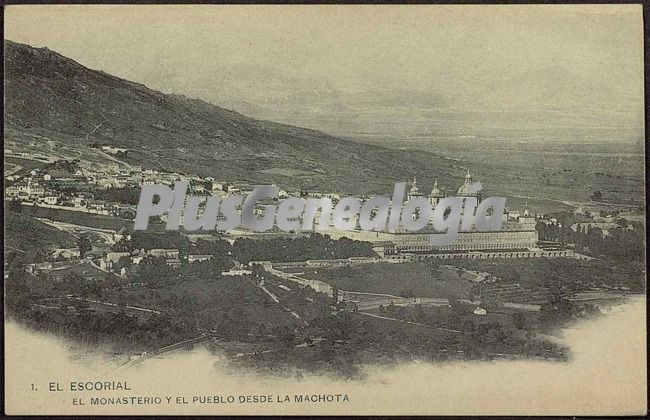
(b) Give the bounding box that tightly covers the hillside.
[4,210,76,262]
[4,40,464,195]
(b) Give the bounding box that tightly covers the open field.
[18,204,166,233]
[294,257,645,304]
[4,155,50,176]
[352,135,645,214]
[297,262,476,299]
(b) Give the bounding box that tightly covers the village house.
[113,227,128,243]
[5,186,19,198]
[222,267,253,276]
[42,195,58,205]
[99,259,113,271]
[16,182,30,193]
[131,255,145,265]
[50,248,80,260]
[28,184,45,197]
[86,199,108,213]
[101,145,128,155]
[73,196,87,208]
[106,251,131,264]
[165,257,182,269]
[473,307,487,316]
[188,254,213,263]
[148,249,180,259]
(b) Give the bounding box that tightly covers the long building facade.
[325,170,539,255]
[382,219,538,255]
[385,171,538,254]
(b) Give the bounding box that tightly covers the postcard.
[3,4,646,416]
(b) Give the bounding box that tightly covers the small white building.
[188,254,213,263]
[222,268,253,276]
[106,251,131,264]
[5,186,19,197]
[43,195,58,205]
[473,307,487,316]
[148,249,180,258]
[73,196,87,208]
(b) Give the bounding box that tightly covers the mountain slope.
[4,40,463,194]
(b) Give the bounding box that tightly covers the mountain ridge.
[4,40,463,195]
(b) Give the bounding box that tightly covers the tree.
[511,312,527,330]
[387,301,396,315]
[332,284,339,305]
[9,199,22,213]
[413,304,425,322]
[32,248,47,263]
[400,288,415,298]
[77,235,92,258]
[279,329,296,349]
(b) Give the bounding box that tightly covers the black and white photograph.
[3,4,646,416]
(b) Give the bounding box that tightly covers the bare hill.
[4,40,463,194]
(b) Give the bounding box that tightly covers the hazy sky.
[4,5,644,104]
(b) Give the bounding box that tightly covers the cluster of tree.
[453,256,644,292]
[311,311,355,342]
[537,218,644,263]
[5,267,200,351]
[192,239,234,258]
[45,159,80,174]
[181,258,234,281]
[51,272,104,297]
[113,233,234,263]
[232,233,376,264]
[6,265,113,312]
[5,268,35,315]
[8,198,22,212]
[113,231,192,253]
[127,256,234,289]
[113,231,375,270]
[132,256,180,287]
[93,186,142,205]
[12,309,198,352]
[77,235,92,258]
[538,294,600,327]
[573,223,645,263]
[590,190,603,201]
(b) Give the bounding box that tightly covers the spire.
[430,178,443,197]
[464,169,472,184]
[523,196,530,217]
[408,176,421,197]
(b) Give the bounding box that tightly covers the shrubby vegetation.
[13,309,199,352]
[451,257,645,292]
[536,216,644,263]
[114,232,375,264]
[4,210,76,263]
[93,186,141,205]
[232,233,377,264]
